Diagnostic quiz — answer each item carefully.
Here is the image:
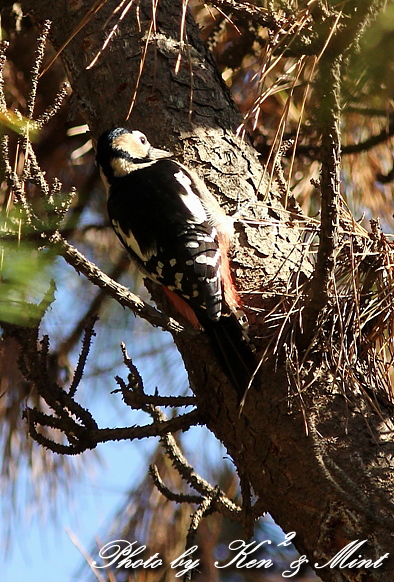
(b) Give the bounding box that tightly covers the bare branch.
[156,414,245,521]
[26,20,51,119]
[6,320,201,456]
[300,4,387,339]
[25,407,202,455]
[49,231,187,335]
[120,388,197,409]
[69,316,98,398]
[36,82,69,128]
[342,116,394,155]
[257,115,394,160]
[377,166,394,184]
[114,345,246,523]
[184,495,216,582]
[0,41,10,117]
[1,136,35,225]
[303,55,342,330]
[149,464,203,504]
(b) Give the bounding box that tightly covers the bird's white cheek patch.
[111,157,138,177]
[111,156,157,177]
[174,170,207,224]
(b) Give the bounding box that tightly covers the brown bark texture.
[18,1,394,580]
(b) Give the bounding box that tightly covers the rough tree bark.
[17,1,394,580]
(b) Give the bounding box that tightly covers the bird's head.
[96,127,172,187]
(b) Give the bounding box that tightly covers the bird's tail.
[162,287,256,400]
[199,309,256,400]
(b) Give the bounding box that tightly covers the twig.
[117,342,197,408]
[377,165,394,184]
[1,136,35,225]
[25,405,201,454]
[9,321,201,456]
[0,41,10,118]
[121,389,197,409]
[260,115,394,160]
[35,82,69,127]
[158,419,244,521]
[149,465,203,504]
[26,20,51,119]
[184,495,216,582]
[115,345,244,522]
[69,316,98,398]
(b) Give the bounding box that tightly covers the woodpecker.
[96,127,255,396]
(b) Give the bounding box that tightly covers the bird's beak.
[148,146,173,160]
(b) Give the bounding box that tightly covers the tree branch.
[302,55,342,336]
[256,115,394,160]
[49,230,187,335]
[342,116,394,154]
[68,315,97,397]
[302,1,387,341]
[149,464,204,504]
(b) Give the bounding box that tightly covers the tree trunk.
[19,1,394,579]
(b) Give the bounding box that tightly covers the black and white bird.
[96,127,255,396]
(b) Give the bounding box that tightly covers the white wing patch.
[174,272,184,289]
[112,219,155,261]
[186,241,199,249]
[194,251,220,266]
[174,170,207,224]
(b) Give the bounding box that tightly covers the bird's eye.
[140,135,147,145]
